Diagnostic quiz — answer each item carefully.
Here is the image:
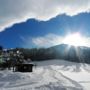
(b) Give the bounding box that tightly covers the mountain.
[47,44,90,63]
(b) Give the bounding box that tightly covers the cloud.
[21,34,64,48]
[0,0,90,31]
[84,37,90,47]
[32,34,64,47]
[32,34,90,48]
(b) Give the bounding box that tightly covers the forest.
[18,44,90,63]
[0,44,90,69]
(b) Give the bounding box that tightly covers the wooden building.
[15,63,34,72]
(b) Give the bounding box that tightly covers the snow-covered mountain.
[0,59,90,90]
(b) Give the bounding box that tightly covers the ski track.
[0,59,88,90]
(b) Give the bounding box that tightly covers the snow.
[0,59,90,90]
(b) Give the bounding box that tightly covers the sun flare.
[63,33,86,46]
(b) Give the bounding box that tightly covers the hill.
[20,44,90,64]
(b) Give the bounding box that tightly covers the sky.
[0,0,90,49]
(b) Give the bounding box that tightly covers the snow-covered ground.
[0,59,90,90]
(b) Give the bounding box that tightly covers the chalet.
[15,63,34,72]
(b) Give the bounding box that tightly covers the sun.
[63,32,85,46]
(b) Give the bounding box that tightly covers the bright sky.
[63,32,87,47]
[0,1,90,48]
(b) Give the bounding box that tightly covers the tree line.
[0,44,90,67]
[20,44,90,64]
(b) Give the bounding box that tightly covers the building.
[15,63,34,72]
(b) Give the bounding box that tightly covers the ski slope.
[0,59,90,90]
